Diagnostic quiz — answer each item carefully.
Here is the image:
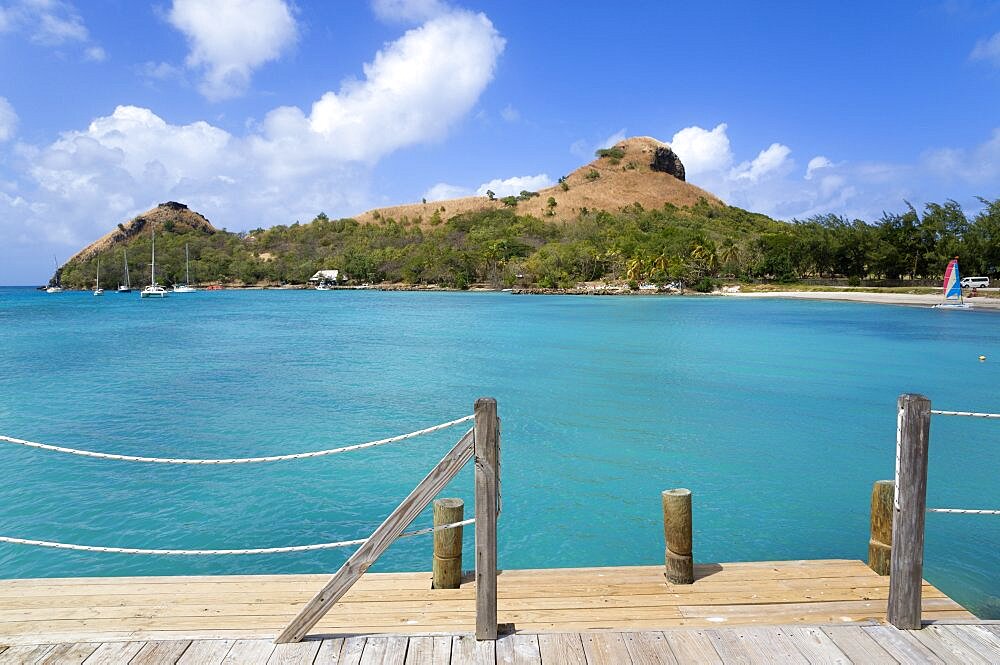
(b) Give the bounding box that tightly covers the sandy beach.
[725,290,1000,310]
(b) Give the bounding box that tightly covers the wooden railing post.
[474,397,498,640]
[432,498,464,589]
[868,480,894,575]
[662,488,694,584]
[887,393,931,630]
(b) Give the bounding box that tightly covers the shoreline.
[723,290,1000,310]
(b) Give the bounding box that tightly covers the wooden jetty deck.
[0,559,995,662]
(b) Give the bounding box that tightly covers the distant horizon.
[2,1,999,283]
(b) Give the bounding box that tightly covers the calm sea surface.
[0,287,997,617]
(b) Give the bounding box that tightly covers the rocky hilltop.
[354,136,720,225]
[67,202,218,265]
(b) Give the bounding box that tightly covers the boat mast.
[151,231,156,286]
[123,249,131,288]
[185,244,190,285]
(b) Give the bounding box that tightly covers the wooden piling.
[662,488,693,584]
[432,498,464,589]
[887,393,931,630]
[868,480,894,575]
[474,397,498,640]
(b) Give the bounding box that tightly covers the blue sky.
[1,0,999,284]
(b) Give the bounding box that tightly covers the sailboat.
[118,250,132,293]
[933,257,971,309]
[93,258,104,296]
[140,231,169,298]
[173,244,196,293]
[45,256,63,293]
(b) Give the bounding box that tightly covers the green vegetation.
[58,197,1000,291]
[595,147,625,164]
[585,169,600,181]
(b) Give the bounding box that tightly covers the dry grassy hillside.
[67,202,218,264]
[354,136,723,225]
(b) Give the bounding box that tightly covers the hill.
[355,137,722,225]
[66,202,219,265]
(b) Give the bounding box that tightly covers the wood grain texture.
[662,489,693,585]
[887,393,931,630]
[868,480,893,575]
[276,429,474,643]
[474,398,499,641]
[432,499,464,590]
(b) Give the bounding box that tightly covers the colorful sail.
[943,258,962,300]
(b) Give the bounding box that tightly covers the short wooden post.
[662,488,693,584]
[887,393,931,630]
[868,480,894,575]
[432,498,464,589]
[474,398,498,640]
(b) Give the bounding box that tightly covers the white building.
[309,269,341,284]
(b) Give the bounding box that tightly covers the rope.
[927,508,1000,515]
[930,409,1000,419]
[0,416,474,465]
[0,518,475,555]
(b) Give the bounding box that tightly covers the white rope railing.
[930,409,1000,419]
[0,518,475,555]
[927,508,1000,515]
[0,416,474,464]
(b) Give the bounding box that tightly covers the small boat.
[140,231,169,298]
[934,258,971,309]
[46,256,63,293]
[173,244,196,293]
[315,283,330,290]
[93,258,104,296]
[118,249,132,293]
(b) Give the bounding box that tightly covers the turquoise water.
[0,287,997,617]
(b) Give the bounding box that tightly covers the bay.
[0,287,997,618]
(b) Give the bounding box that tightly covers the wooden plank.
[268,639,323,664]
[911,624,994,665]
[132,640,193,664]
[820,626,895,664]
[276,430,474,643]
[887,393,931,630]
[0,644,54,663]
[536,633,585,664]
[314,638,345,665]
[38,642,99,664]
[622,631,678,664]
[403,636,451,665]
[338,637,367,665]
[474,398,498,641]
[860,625,944,664]
[82,642,146,664]
[712,627,808,663]
[495,633,539,665]
[177,640,236,665]
[661,629,721,664]
[451,635,495,665]
[934,624,1000,660]
[779,626,850,664]
[579,633,630,665]
[222,639,276,664]
[359,636,408,665]
[868,480,894,575]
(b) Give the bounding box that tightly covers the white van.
[960,276,990,288]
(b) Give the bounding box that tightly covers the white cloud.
[669,123,733,175]
[921,128,1000,185]
[0,1,104,56]
[500,104,519,122]
[2,5,506,278]
[598,129,626,150]
[731,143,792,183]
[168,0,298,101]
[805,156,833,180]
[971,32,1000,67]
[475,174,552,197]
[0,97,17,142]
[84,45,106,62]
[569,130,627,159]
[305,10,504,161]
[372,0,450,23]
[424,182,471,201]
